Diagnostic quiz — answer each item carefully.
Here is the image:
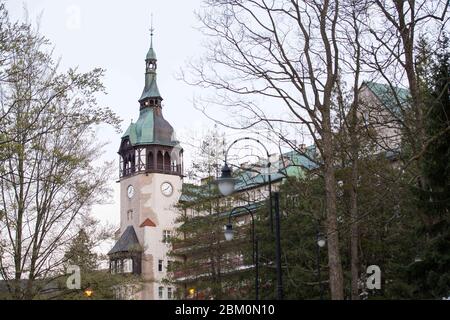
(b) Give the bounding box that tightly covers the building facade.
[358,81,410,152]
[108,29,183,300]
[171,149,315,299]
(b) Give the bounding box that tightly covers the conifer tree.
[411,34,450,299]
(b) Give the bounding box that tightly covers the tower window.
[158,286,164,299]
[123,258,133,273]
[162,230,171,244]
[164,152,171,171]
[147,151,154,170]
[127,210,133,220]
[158,259,163,272]
[157,151,164,170]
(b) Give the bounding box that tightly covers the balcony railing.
[120,164,182,178]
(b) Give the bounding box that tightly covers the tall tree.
[64,229,98,273]
[0,6,120,299]
[411,34,450,298]
[364,0,448,160]
[185,0,345,299]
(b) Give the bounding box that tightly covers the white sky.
[6,0,221,229]
[5,1,298,254]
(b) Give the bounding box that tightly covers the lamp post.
[316,231,326,300]
[224,206,259,300]
[217,137,283,300]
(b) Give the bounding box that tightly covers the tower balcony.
[119,144,184,178]
[120,163,182,178]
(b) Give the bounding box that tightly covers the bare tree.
[0,7,120,299]
[334,0,370,300]
[363,0,449,163]
[183,0,345,299]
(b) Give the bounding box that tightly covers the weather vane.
[150,13,154,37]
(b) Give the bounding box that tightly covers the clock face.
[161,182,173,197]
[127,185,135,199]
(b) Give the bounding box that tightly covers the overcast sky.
[6,0,223,229]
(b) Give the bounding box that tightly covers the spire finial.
[150,13,154,48]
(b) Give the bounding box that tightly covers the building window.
[123,258,133,273]
[167,287,173,299]
[127,210,133,221]
[158,286,164,299]
[158,260,163,272]
[163,230,171,244]
[167,260,173,271]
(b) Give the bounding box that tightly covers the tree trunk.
[349,155,359,300]
[322,127,345,300]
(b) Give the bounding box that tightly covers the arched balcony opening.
[157,151,164,171]
[131,154,136,173]
[147,151,154,170]
[171,159,177,172]
[164,152,171,171]
[119,145,183,177]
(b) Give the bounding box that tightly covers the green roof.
[146,46,157,60]
[121,35,178,148]
[364,81,410,116]
[140,37,161,101]
[180,146,320,202]
[122,108,153,144]
[122,107,177,147]
[140,72,161,101]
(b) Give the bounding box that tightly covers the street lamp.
[217,163,236,196]
[188,287,196,299]
[84,287,93,298]
[217,137,283,300]
[317,233,326,248]
[224,206,259,300]
[224,223,234,241]
[316,231,326,300]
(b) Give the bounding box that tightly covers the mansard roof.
[121,108,178,147]
[362,81,411,116]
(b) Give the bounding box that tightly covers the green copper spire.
[146,14,157,60]
[139,15,162,103]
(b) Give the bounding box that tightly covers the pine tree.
[64,229,98,273]
[411,34,450,299]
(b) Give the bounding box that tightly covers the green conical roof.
[139,72,161,101]
[146,27,157,61]
[146,45,157,60]
[139,33,162,101]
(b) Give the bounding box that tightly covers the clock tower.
[108,26,183,300]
